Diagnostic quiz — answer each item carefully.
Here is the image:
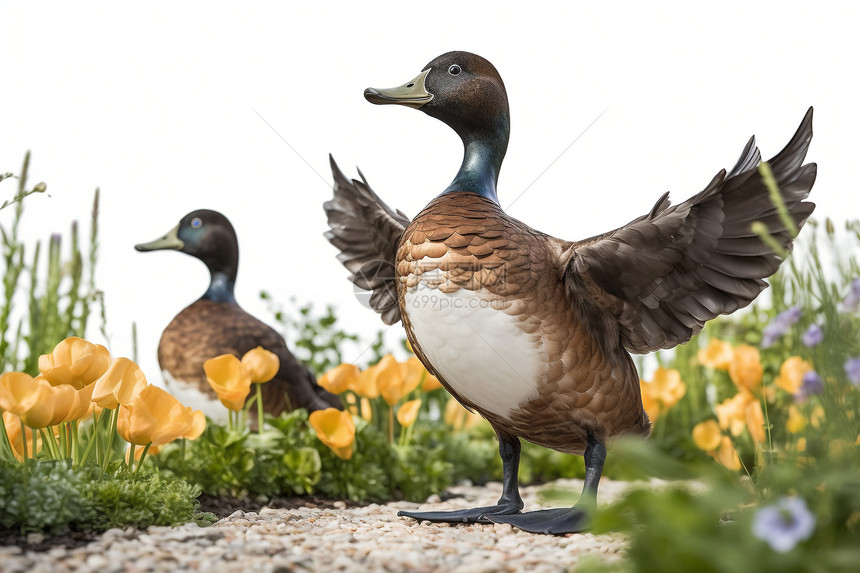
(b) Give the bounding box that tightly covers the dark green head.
[135,209,239,302]
[365,51,510,202]
[365,51,510,147]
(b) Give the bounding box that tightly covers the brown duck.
[135,209,341,425]
[324,51,815,534]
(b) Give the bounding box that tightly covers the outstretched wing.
[562,107,816,353]
[324,155,411,325]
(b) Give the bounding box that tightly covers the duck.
[323,51,815,535]
[135,209,342,425]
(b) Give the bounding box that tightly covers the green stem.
[128,444,135,471]
[79,420,98,467]
[57,422,68,458]
[135,443,152,474]
[0,414,14,461]
[70,419,79,463]
[255,383,264,433]
[388,406,394,444]
[20,418,28,464]
[101,407,119,472]
[41,427,61,459]
[92,408,103,466]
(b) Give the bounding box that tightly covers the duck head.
[135,209,239,303]
[365,51,510,203]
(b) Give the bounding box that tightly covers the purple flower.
[842,278,860,312]
[795,371,823,402]
[762,306,803,348]
[844,358,860,385]
[752,496,816,553]
[801,324,824,347]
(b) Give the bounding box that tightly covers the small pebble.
[1,479,634,572]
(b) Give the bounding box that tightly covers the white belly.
[403,284,543,420]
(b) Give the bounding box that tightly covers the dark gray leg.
[487,433,607,535]
[397,430,524,523]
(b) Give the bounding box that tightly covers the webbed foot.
[485,506,590,535]
[398,502,521,524]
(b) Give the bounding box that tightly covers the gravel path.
[1,478,638,572]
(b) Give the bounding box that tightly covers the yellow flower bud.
[38,337,111,389]
[309,408,355,460]
[204,354,251,411]
[241,347,280,384]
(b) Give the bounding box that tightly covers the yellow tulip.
[786,404,807,434]
[712,436,741,471]
[204,354,251,411]
[444,398,484,430]
[639,379,662,421]
[728,345,763,393]
[0,371,45,415]
[3,411,40,460]
[402,357,428,395]
[403,355,442,392]
[38,336,111,389]
[359,397,373,422]
[91,357,148,409]
[692,419,723,451]
[745,398,766,444]
[810,404,825,428]
[43,383,79,427]
[318,363,359,395]
[421,371,442,392]
[775,356,812,394]
[396,399,422,427]
[61,382,96,424]
[117,385,199,446]
[697,338,734,370]
[145,387,203,446]
[183,408,207,440]
[117,398,159,446]
[309,407,355,460]
[646,368,687,409]
[716,392,753,436]
[241,347,280,384]
[0,373,56,429]
[353,364,381,399]
[377,354,417,406]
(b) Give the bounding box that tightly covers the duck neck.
[202,270,237,304]
[441,120,509,204]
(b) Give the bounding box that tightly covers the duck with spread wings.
[324,51,816,535]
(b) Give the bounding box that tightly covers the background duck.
[136,209,341,425]
[324,51,815,535]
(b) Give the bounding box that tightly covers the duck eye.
[191,218,202,228]
[448,64,462,76]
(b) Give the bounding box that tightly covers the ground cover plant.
[2,152,858,572]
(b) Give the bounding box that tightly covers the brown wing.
[158,300,340,413]
[561,107,816,354]
[324,155,411,325]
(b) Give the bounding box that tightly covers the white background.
[1,0,856,383]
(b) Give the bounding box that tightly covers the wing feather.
[561,108,816,353]
[324,156,410,325]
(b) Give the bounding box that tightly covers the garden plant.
[1,152,858,571]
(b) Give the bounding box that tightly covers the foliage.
[259,293,363,375]
[1,152,104,375]
[0,459,210,534]
[564,216,860,572]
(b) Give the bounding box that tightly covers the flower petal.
[241,347,280,384]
